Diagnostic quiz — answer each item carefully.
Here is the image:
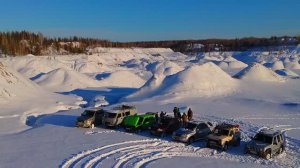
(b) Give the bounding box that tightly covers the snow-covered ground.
[0,47,300,167]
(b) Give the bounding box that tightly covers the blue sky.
[0,0,299,41]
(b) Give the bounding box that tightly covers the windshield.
[254,133,273,144]
[214,129,229,136]
[106,112,117,118]
[82,110,95,117]
[185,123,197,130]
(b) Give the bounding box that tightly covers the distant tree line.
[0,31,299,56]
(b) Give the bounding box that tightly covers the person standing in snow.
[187,108,193,121]
[173,107,178,118]
[182,113,188,126]
[155,112,159,123]
[160,111,166,118]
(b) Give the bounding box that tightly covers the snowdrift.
[34,68,101,92]
[126,62,237,101]
[97,70,146,88]
[234,63,286,82]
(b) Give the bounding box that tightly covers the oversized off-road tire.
[264,149,272,160]
[278,146,284,154]
[222,143,229,151]
[90,124,95,129]
[206,141,211,148]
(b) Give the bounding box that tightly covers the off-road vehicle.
[206,123,241,151]
[123,113,156,132]
[150,115,181,137]
[244,128,285,160]
[102,105,137,127]
[172,121,217,144]
[76,108,104,128]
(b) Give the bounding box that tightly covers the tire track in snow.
[60,139,159,168]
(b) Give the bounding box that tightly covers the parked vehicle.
[206,123,241,151]
[244,129,285,159]
[150,115,181,137]
[102,105,137,127]
[76,108,104,128]
[123,113,156,132]
[172,121,217,144]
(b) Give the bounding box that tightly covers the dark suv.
[76,108,104,128]
[244,129,285,159]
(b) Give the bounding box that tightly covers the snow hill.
[234,63,286,82]
[97,70,146,88]
[0,61,84,133]
[34,68,101,92]
[126,62,237,101]
[0,61,39,103]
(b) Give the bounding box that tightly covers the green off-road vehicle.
[76,108,104,128]
[123,113,156,132]
[244,129,285,160]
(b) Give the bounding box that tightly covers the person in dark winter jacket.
[173,107,178,118]
[160,111,166,118]
[182,113,188,126]
[187,108,193,121]
[155,112,159,123]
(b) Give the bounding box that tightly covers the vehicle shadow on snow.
[35,113,78,128]
[59,87,137,107]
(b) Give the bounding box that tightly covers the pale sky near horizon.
[0,0,299,41]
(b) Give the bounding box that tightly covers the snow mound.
[284,61,300,70]
[147,61,184,76]
[126,62,237,100]
[98,70,146,88]
[0,62,39,102]
[234,63,286,82]
[228,61,248,69]
[34,68,100,92]
[271,61,285,70]
[275,69,299,79]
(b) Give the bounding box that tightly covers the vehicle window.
[197,123,208,129]
[207,122,213,127]
[117,113,121,118]
[185,123,197,130]
[82,110,95,117]
[254,133,273,144]
[214,129,229,136]
[106,113,117,118]
[273,136,278,145]
[137,118,143,125]
[229,131,233,136]
[280,134,284,141]
[277,135,282,142]
[125,111,130,116]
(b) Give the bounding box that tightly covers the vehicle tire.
[244,147,248,154]
[206,142,211,148]
[90,124,95,129]
[264,150,271,160]
[222,143,229,151]
[188,137,194,145]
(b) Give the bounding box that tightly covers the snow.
[0,47,300,168]
[234,63,286,82]
[34,68,101,92]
